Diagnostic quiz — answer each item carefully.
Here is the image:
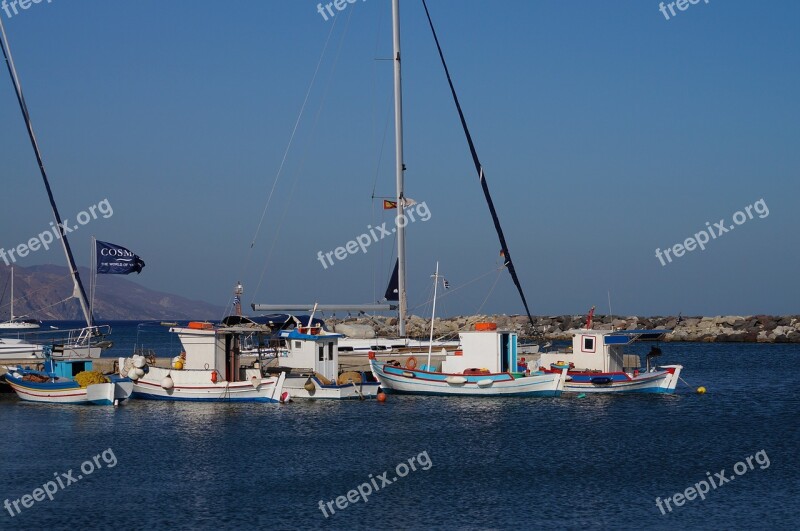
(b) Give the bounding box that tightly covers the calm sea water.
[1,322,798,530]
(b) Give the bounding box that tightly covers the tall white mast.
[9,267,14,321]
[392,0,407,336]
[426,261,439,369]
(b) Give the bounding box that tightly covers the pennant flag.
[400,197,417,208]
[233,296,241,305]
[442,278,450,289]
[383,200,397,210]
[96,240,146,275]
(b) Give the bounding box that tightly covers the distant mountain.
[0,264,224,320]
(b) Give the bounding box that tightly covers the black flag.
[96,240,145,274]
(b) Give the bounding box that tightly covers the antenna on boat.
[607,290,613,322]
[426,261,440,370]
[0,17,93,327]
[392,0,407,337]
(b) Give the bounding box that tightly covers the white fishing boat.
[536,319,682,394]
[226,287,380,400]
[122,322,286,403]
[272,325,380,400]
[370,325,566,397]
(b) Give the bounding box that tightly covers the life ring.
[405,356,418,370]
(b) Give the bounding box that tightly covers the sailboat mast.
[0,19,93,326]
[392,0,407,337]
[9,267,13,321]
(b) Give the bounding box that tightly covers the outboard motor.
[645,346,662,372]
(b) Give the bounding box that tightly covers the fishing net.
[74,371,109,388]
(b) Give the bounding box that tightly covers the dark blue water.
[1,322,798,530]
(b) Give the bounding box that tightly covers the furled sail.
[384,259,400,302]
[421,0,538,330]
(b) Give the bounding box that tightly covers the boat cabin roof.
[279,329,343,342]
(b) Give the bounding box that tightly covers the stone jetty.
[326,314,800,343]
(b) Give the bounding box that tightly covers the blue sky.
[1,0,798,318]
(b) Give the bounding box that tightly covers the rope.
[251,9,359,307]
[245,15,341,296]
[408,265,507,313]
[475,268,504,316]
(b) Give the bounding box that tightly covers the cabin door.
[315,342,336,381]
[500,333,510,372]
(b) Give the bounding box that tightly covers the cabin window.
[295,341,301,349]
[318,345,324,362]
[582,336,596,353]
[328,342,334,360]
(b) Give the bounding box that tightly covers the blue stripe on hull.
[564,385,676,394]
[380,388,562,398]
[131,392,280,403]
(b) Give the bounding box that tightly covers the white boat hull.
[0,338,43,359]
[0,322,40,330]
[370,360,566,397]
[559,365,683,394]
[132,367,286,402]
[4,375,133,405]
[86,381,134,405]
[283,375,381,400]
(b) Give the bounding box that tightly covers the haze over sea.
[1,322,798,530]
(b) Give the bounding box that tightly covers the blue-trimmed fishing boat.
[3,347,133,405]
[537,325,682,394]
[370,326,567,397]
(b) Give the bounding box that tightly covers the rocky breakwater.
[324,314,800,343]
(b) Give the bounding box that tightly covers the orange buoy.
[475,322,497,331]
[377,392,387,402]
[405,356,418,370]
[210,371,218,383]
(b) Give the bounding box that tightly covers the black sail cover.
[422,0,538,331]
[384,259,400,301]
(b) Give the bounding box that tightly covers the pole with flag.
[95,240,146,275]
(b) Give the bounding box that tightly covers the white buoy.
[251,376,261,389]
[128,370,140,381]
[133,356,146,369]
[161,375,174,390]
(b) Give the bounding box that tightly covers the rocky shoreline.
[326,314,800,343]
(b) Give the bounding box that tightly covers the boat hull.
[0,338,43,359]
[4,373,133,405]
[370,360,566,397]
[283,374,381,400]
[131,367,286,402]
[545,365,682,394]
